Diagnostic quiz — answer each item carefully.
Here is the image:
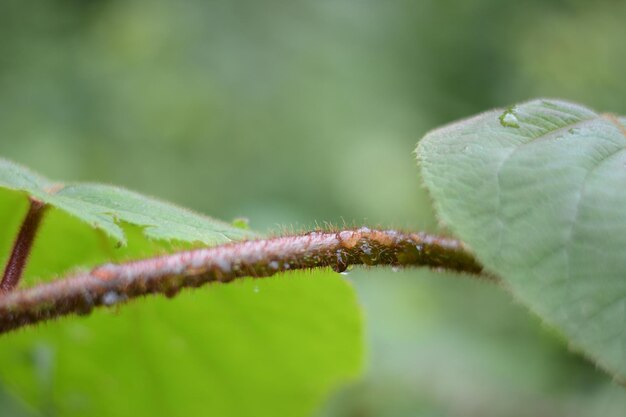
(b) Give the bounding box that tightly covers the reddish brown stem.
[0,228,486,334]
[0,199,47,293]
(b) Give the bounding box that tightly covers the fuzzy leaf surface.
[417,99,626,379]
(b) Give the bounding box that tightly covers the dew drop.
[499,108,520,128]
[391,266,400,273]
[102,291,125,306]
[215,258,232,273]
[231,217,250,230]
[332,263,347,273]
[268,261,279,270]
[332,250,349,273]
[253,286,260,293]
[340,265,354,276]
[338,231,353,241]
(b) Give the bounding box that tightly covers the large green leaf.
[0,270,362,417]
[417,99,626,380]
[0,160,363,417]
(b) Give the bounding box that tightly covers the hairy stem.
[0,199,47,293]
[0,228,485,334]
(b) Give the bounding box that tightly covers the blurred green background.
[2,0,626,415]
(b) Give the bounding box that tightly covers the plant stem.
[0,228,486,334]
[0,199,47,293]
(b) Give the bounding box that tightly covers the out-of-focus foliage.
[0,161,363,417]
[1,0,626,416]
[0,267,362,417]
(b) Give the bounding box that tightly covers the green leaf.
[0,159,363,417]
[0,270,362,417]
[0,158,255,246]
[416,99,626,380]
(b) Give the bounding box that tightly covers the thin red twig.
[0,198,47,293]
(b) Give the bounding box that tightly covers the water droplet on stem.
[102,291,124,306]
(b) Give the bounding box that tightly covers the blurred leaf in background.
[1,0,626,416]
[0,175,363,417]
